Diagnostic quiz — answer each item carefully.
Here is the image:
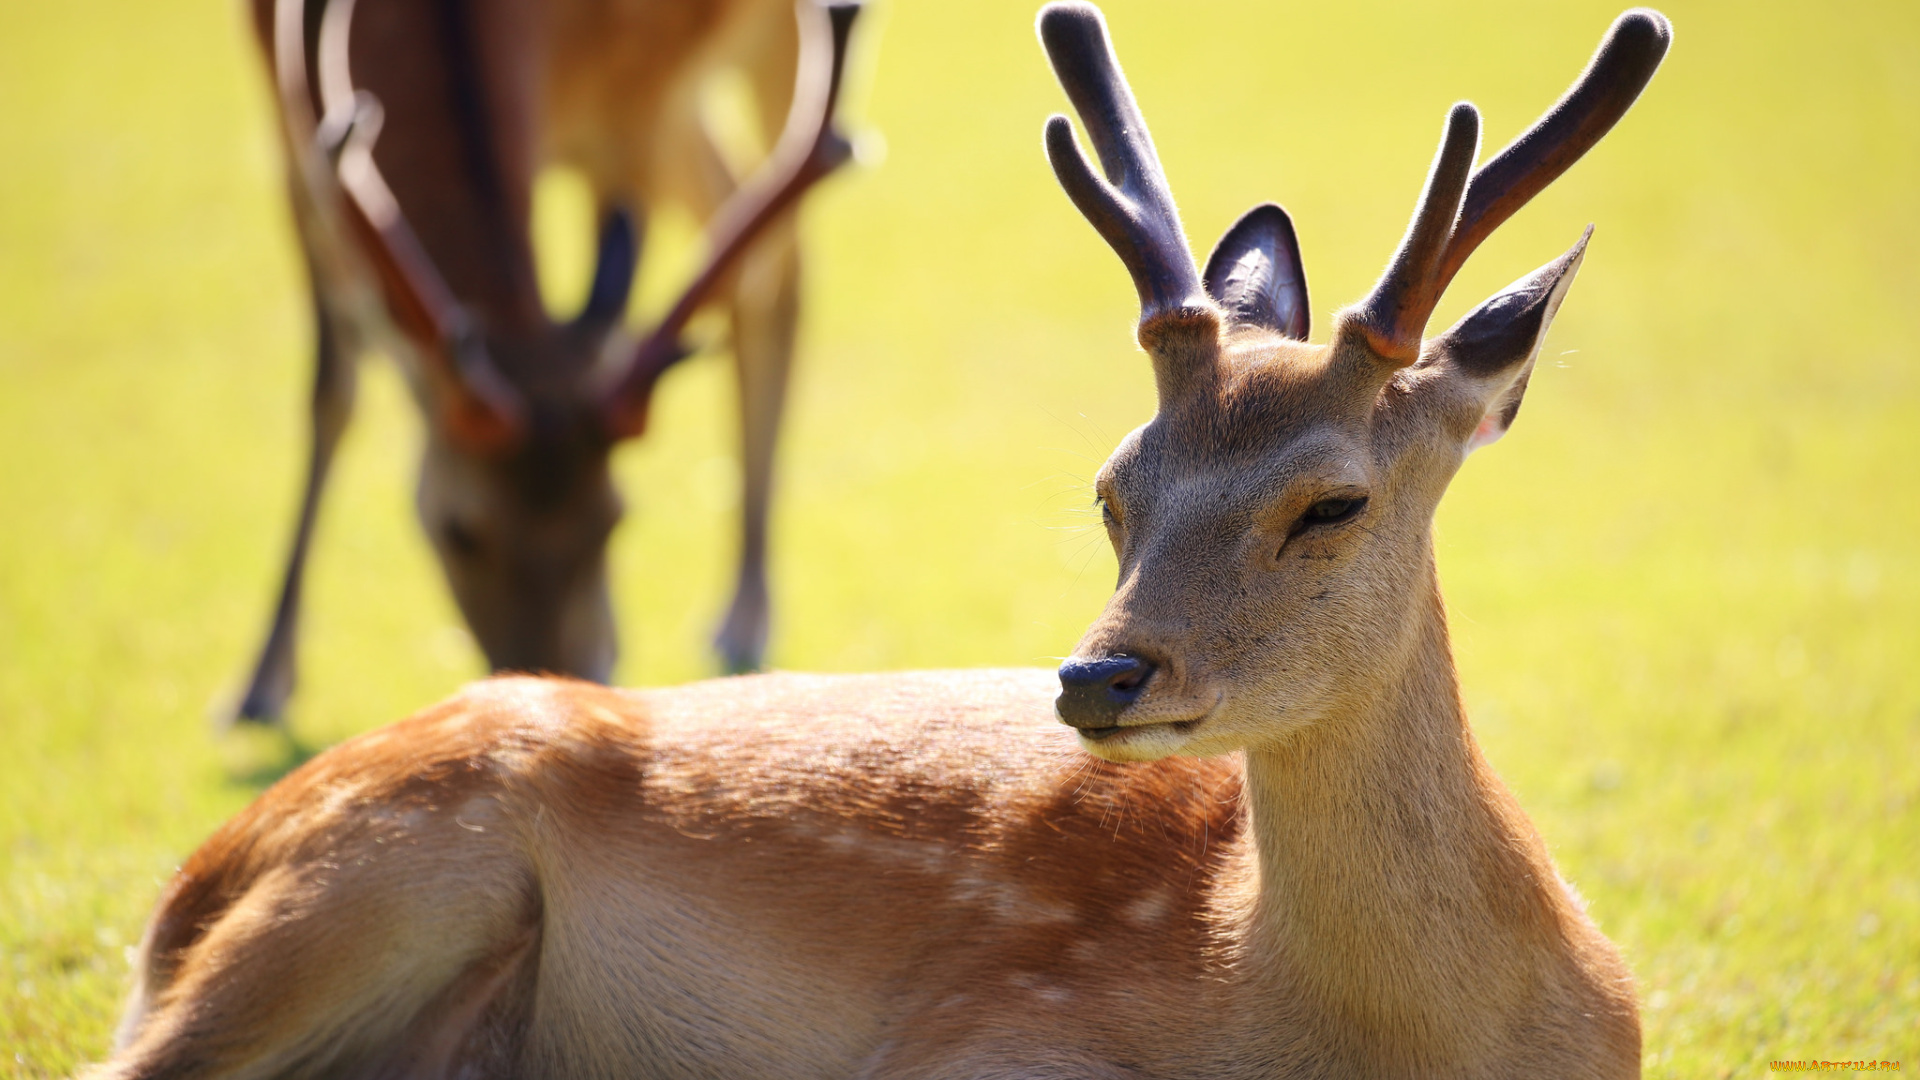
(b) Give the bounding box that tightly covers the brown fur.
[101,626,1634,1077]
[95,306,1642,1075]
[102,673,1256,1078]
[96,322,1641,1079]
[99,3,1655,1074]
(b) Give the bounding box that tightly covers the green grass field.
[3,0,1916,1074]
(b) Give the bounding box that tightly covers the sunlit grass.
[2,0,1916,1075]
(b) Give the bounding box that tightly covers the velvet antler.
[1038,2,1209,333]
[1349,9,1671,363]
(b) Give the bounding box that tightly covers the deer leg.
[642,85,799,674]
[97,836,538,1080]
[708,16,804,674]
[231,278,357,726]
[713,223,800,674]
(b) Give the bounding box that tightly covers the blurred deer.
[98,4,1668,1077]
[232,0,861,723]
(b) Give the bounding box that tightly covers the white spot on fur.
[1123,887,1172,925]
[821,830,953,874]
[1069,937,1105,964]
[314,780,371,824]
[1008,972,1073,1005]
[952,875,1072,924]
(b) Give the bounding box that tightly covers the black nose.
[1056,655,1156,732]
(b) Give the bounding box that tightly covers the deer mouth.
[1078,716,1203,743]
[1075,692,1223,748]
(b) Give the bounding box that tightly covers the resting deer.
[96,3,1668,1076]
[233,0,860,723]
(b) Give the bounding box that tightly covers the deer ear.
[1202,203,1309,340]
[1434,227,1588,451]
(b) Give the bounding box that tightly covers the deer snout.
[1056,655,1156,733]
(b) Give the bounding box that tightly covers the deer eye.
[441,519,485,558]
[1297,496,1367,530]
[1096,492,1122,528]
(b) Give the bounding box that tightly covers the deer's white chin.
[1077,719,1194,762]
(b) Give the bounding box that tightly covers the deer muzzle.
[1055,654,1157,734]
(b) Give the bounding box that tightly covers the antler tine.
[330,97,527,450]
[276,0,525,451]
[1350,103,1481,363]
[1038,2,1206,326]
[273,0,332,195]
[600,1,861,440]
[1436,9,1672,299]
[1346,8,1671,366]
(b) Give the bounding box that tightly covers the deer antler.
[1037,1,1207,332]
[273,0,526,451]
[1349,8,1672,364]
[598,1,862,441]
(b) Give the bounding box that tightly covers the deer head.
[1042,3,1669,761]
[271,0,859,679]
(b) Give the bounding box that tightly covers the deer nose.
[1055,655,1155,733]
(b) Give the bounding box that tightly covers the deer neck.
[1235,552,1582,1066]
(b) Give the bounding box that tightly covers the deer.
[231,0,863,724]
[93,3,1669,1077]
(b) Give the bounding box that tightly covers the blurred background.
[2,0,1915,1074]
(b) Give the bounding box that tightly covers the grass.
[2,0,1916,1074]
